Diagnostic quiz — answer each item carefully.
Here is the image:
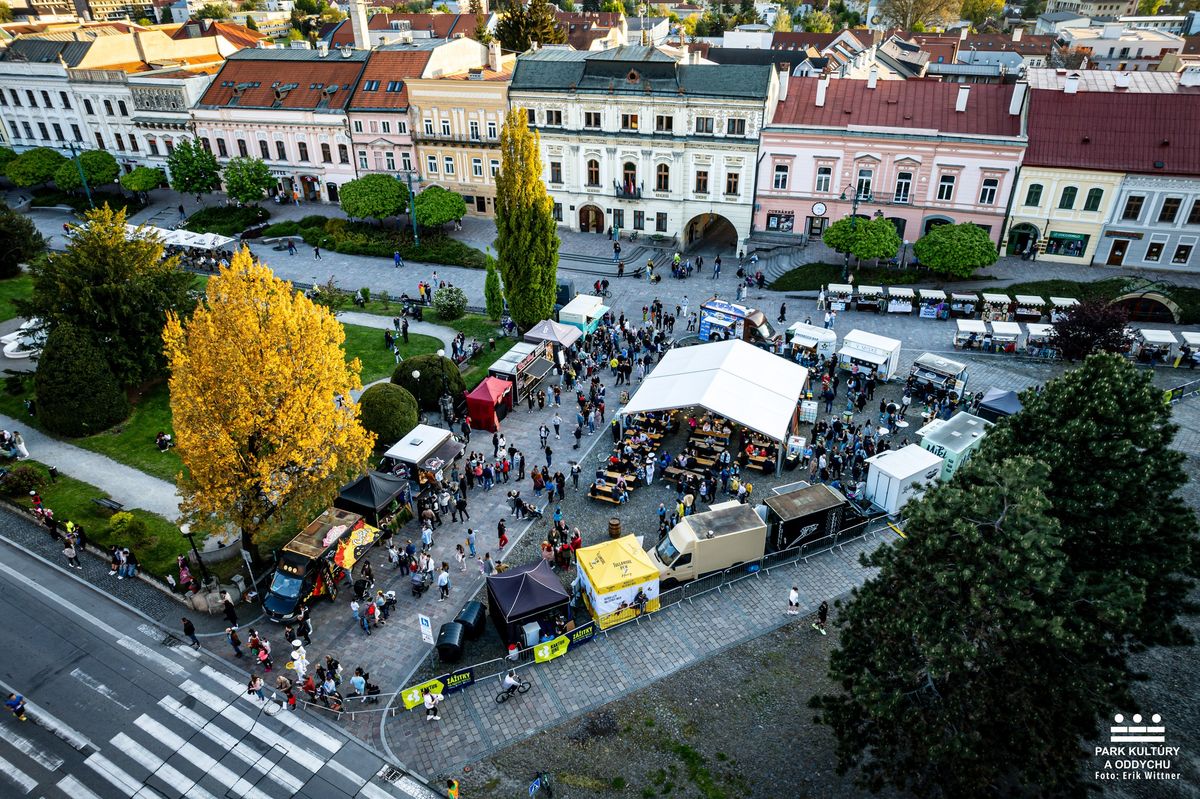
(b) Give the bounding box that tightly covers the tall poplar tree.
[494,107,559,332]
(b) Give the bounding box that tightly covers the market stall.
[1026,323,1056,357]
[824,283,854,312]
[977,387,1022,422]
[787,322,837,362]
[379,424,464,489]
[980,293,1012,322]
[917,412,992,480]
[333,471,411,527]
[558,294,609,334]
[575,535,661,629]
[1013,295,1046,322]
[1179,331,1200,367]
[907,353,969,395]
[1049,297,1079,323]
[949,292,979,319]
[988,321,1025,353]
[918,289,947,320]
[863,444,943,515]
[838,330,902,381]
[464,377,514,433]
[1133,329,1178,364]
[486,560,571,647]
[886,286,915,314]
[954,319,988,350]
[855,285,884,313]
[523,318,582,356]
[488,340,555,403]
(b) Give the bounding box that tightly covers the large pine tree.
[494,107,559,331]
[495,0,564,51]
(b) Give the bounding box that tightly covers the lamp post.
[436,348,453,423]
[179,523,212,588]
[837,185,873,281]
[901,239,910,269]
[404,172,422,247]
[66,141,94,210]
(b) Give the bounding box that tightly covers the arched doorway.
[1006,222,1039,257]
[886,216,907,241]
[579,204,604,233]
[922,216,952,235]
[685,212,737,252]
[1113,292,1181,324]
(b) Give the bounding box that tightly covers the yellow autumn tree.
[163,250,374,559]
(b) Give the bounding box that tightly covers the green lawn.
[0,275,33,323]
[7,461,185,578]
[342,324,441,384]
[771,262,998,292]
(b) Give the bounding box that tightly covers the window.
[37,123,48,140]
[695,116,714,134]
[1024,183,1043,207]
[469,120,479,140]
[276,140,286,161]
[586,159,600,186]
[444,156,455,175]
[656,164,670,192]
[60,91,71,109]
[362,80,379,91]
[656,212,668,232]
[979,177,998,206]
[216,138,228,157]
[358,151,368,169]
[526,108,535,125]
[386,152,395,171]
[472,158,483,177]
[1188,201,1200,226]
[381,120,391,133]
[402,153,412,171]
[486,121,496,139]
[1058,186,1077,209]
[937,174,956,201]
[726,118,746,135]
[165,139,174,154]
[423,119,433,135]
[427,155,438,173]
[115,132,125,150]
[71,124,81,142]
[1146,242,1164,262]
[83,98,93,114]
[0,92,5,107]
[320,143,331,163]
[338,144,348,164]
[1173,244,1193,264]
[550,161,562,184]
[621,113,639,131]
[440,120,451,137]
[856,167,872,198]
[24,123,34,140]
[1083,188,1103,213]
[26,90,36,107]
[553,202,562,222]
[252,139,265,159]
[623,161,637,189]
[489,159,499,176]
[353,120,363,133]
[41,90,51,107]
[816,166,832,193]
[633,210,645,230]
[894,171,912,203]
[118,100,127,116]
[1159,197,1182,224]
[148,138,159,156]
[233,138,246,156]
[297,141,309,161]
[695,170,708,194]
[200,137,211,152]
[52,123,63,141]
[1121,195,1143,220]
[655,115,673,133]
[545,109,562,126]
[129,135,138,152]
[773,164,788,190]
[725,172,740,196]
[612,209,624,229]
[103,99,113,115]
[584,111,601,129]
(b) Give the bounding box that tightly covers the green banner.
[534,634,570,663]
[400,677,444,710]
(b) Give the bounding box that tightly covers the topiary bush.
[432,285,468,321]
[183,205,269,237]
[35,325,130,437]
[262,221,300,237]
[390,354,465,411]
[4,464,46,497]
[357,383,419,446]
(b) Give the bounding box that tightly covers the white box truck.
[647,501,767,586]
[863,444,943,515]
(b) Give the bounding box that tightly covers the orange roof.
[171,18,267,49]
[366,12,479,39]
[199,52,367,110]
[554,11,623,28]
[348,49,432,109]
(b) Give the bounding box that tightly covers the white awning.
[857,284,883,296]
[951,293,979,301]
[918,289,946,301]
[990,321,1023,339]
[826,283,854,295]
[1014,294,1044,307]
[981,293,1011,305]
[621,339,808,443]
[1138,329,1178,345]
[382,424,452,465]
[1026,323,1054,339]
[787,322,836,349]
[888,287,915,299]
[1180,331,1200,347]
[1049,297,1079,308]
[956,319,987,335]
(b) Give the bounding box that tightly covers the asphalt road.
[0,531,439,799]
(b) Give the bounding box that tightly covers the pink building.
[754,75,1028,250]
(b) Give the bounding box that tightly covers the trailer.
[763,482,852,551]
[863,444,943,516]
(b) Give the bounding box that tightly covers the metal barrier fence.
[1164,377,1200,405]
[295,521,886,721]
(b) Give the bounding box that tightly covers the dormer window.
[626,70,639,83]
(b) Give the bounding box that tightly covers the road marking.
[158,697,305,795]
[111,732,215,799]
[200,666,343,754]
[56,775,103,799]
[84,752,161,798]
[0,752,38,794]
[115,638,187,678]
[0,678,93,753]
[137,623,160,639]
[69,668,133,711]
[323,757,367,788]
[132,715,273,799]
[0,723,65,772]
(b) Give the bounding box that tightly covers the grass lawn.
[771,263,998,292]
[0,275,32,323]
[7,461,185,578]
[342,324,441,384]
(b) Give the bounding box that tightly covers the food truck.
[838,329,902,381]
[1049,297,1078,322]
[558,293,609,334]
[379,423,465,488]
[863,444,943,516]
[954,319,987,350]
[886,286,915,314]
[917,412,992,481]
[1133,329,1178,364]
[648,501,767,586]
[762,482,852,551]
[1013,295,1046,322]
[949,292,979,319]
[488,340,555,402]
[787,322,837,360]
[823,283,854,311]
[855,285,884,313]
[980,293,1012,321]
[988,321,1024,353]
[918,289,947,319]
[908,353,969,395]
[698,298,779,348]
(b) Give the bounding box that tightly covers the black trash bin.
[436,622,465,663]
[455,601,485,640]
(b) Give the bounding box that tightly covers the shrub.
[108,510,158,550]
[184,205,270,237]
[298,214,332,228]
[294,218,488,268]
[391,354,465,410]
[433,285,468,321]
[262,221,300,237]
[35,325,130,437]
[357,383,419,445]
[4,464,46,497]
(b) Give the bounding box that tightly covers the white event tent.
[621,339,808,445]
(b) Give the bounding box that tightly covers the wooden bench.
[603,471,637,488]
[746,454,775,472]
[92,497,124,514]
[693,455,716,468]
[664,465,706,486]
[588,484,625,504]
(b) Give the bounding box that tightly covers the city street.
[0,529,437,799]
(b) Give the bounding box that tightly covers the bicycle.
[495,676,532,704]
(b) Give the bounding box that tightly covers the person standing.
[778,303,787,324]
[12,431,28,460]
[313,246,322,260]
[446,779,460,798]
[570,462,581,490]
[62,540,82,569]
[437,566,450,601]
[394,251,404,268]
[222,595,239,628]
[455,494,470,522]
[247,674,266,702]
[552,413,562,439]
[497,518,508,550]
[466,528,477,557]
[545,444,553,468]
[787,587,800,615]
[182,617,201,649]
[226,627,243,658]
[812,600,829,634]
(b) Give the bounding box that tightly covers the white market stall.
[379,424,465,489]
[1049,297,1079,322]
[981,293,1011,321]
[824,283,854,311]
[1013,294,1046,322]
[954,319,988,350]
[917,412,992,481]
[574,535,661,629]
[838,330,902,381]
[988,321,1025,353]
[863,444,943,515]
[908,353,969,395]
[558,294,609,334]
[950,292,979,319]
[787,322,837,360]
[1180,331,1200,367]
[918,289,946,319]
[1026,323,1056,357]
[1133,329,1178,363]
[886,286,915,314]
[855,285,884,313]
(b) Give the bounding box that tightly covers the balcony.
[411,131,498,147]
[614,181,643,200]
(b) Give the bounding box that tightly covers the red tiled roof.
[554,11,623,28]
[367,13,478,39]
[199,56,366,110]
[772,78,1021,137]
[348,50,431,109]
[171,19,266,49]
[771,32,840,51]
[1025,89,1200,176]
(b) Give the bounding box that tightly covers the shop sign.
[566,621,596,648]
[440,667,475,694]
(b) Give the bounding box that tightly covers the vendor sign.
[534,634,570,663]
[401,677,445,710]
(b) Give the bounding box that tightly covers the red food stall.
[464,376,514,433]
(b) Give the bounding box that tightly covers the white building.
[508,45,779,250]
[1059,23,1185,71]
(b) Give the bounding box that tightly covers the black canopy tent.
[485,560,570,646]
[977,388,1023,422]
[334,471,410,526]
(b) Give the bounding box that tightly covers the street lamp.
[901,239,911,268]
[179,523,212,588]
[838,185,874,281]
[436,349,452,422]
[65,142,94,210]
[403,172,423,247]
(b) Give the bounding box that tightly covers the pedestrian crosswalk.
[0,649,432,799]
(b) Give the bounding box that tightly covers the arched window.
[1024,183,1042,207]
[623,162,637,186]
[1084,188,1104,212]
[1059,186,1078,210]
[586,159,599,186]
[656,164,669,192]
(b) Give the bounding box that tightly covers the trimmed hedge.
[35,326,130,437]
[296,216,487,268]
[184,205,270,237]
[262,220,301,237]
[358,383,419,446]
[390,354,465,411]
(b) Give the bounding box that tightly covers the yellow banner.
[534,634,570,663]
[400,677,445,710]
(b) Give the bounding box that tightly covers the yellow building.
[1004,166,1124,264]
[406,42,515,218]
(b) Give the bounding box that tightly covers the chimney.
[488,39,501,72]
[317,41,329,57]
[959,27,968,41]
[1064,73,1080,93]
[778,63,790,101]
[1012,26,1023,42]
[341,44,353,57]
[955,83,970,112]
[348,0,369,50]
[815,74,829,107]
[867,66,878,88]
[679,43,688,61]
[1008,79,1027,115]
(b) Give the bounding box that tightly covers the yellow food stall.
[575,535,661,629]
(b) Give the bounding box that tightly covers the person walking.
[287,239,296,256]
[222,594,239,628]
[394,251,404,268]
[544,444,553,468]
[437,566,450,602]
[455,544,467,572]
[466,528,477,557]
[455,495,470,522]
[226,627,243,658]
[422,687,443,721]
[12,431,28,461]
[778,303,787,323]
[313,246,322,260]
[812,600,828,634]
[497,519,508,550]
[247,674,266,702]
[62,540,82,569]
[5,693,28,721]
[182,617,201,649]
[552,413,562,439]
[787,587,800,615]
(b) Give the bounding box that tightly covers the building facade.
[509,45,779,250]
[754,76,1027,246]
[1098,175,1200,269]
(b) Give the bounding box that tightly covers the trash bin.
[436,622,465,663]
[455,601,485,640]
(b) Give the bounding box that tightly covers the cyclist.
[500,670,523,696]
